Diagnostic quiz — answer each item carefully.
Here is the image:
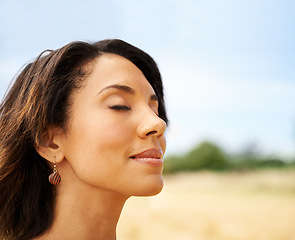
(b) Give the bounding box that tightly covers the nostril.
[146,130,157,136]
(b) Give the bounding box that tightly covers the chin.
[133,176,164,197]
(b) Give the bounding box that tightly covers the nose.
[137,110,167,139]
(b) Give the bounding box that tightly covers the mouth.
[130,148,164,167]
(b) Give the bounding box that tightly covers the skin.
[36,53,167,240]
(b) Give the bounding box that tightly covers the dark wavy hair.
[0,39,168,240]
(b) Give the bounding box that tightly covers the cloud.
[0,0,294,157]
[161,56,295,155]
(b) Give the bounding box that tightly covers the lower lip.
[131,158,164,167]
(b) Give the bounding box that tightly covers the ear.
[35,126,65,164]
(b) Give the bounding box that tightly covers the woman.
[0,39,168,240]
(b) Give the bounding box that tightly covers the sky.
[0,0,294,158]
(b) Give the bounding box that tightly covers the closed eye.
[109,105,131,111]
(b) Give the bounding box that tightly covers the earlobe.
[35,127,65,163]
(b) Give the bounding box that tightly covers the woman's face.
[59,53,166,197]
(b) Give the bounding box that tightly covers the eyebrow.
[98,84,135,95]
[98,84,158,101]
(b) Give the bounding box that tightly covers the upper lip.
[130,148,163,159]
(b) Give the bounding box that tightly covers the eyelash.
[109,105,131,111]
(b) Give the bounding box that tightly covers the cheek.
[78,121,129,156]
[63,113,135,177]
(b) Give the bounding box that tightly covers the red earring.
[49,161,61,185]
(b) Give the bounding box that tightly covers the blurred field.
[117,169,295,240]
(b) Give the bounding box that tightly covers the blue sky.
[0,0,294,157]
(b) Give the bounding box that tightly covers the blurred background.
[1,0,295,239]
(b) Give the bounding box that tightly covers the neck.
[41,184,128,240]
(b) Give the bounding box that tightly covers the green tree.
[164,141,229,173]
[184,141,228,170]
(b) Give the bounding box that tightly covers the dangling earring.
[49,160,61,185]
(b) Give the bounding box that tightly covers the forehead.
[84,53,156,95]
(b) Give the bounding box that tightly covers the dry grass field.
[117,169,295,240]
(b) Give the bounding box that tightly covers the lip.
[130,148,164,167]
